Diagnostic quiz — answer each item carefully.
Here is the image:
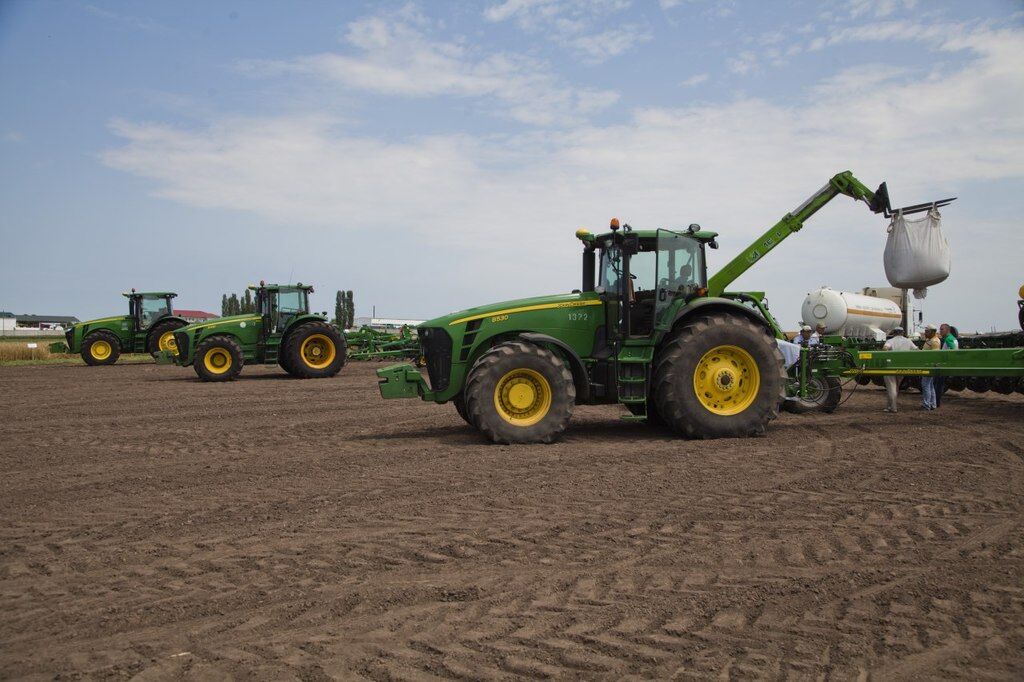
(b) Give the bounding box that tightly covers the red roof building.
[174,309,218,322]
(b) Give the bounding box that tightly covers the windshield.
[655,230,705,327]
[273,288,307,331]
[140,296,171,327]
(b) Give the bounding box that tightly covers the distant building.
[0,312,15,333]
[174,309,217,323]
[15,314,80,330]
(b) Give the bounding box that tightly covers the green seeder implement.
[378,170,960,443]
[345,325,422,363]
[49,290,188,365]
[162,282,345,382]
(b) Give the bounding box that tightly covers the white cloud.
[679,73,709,87]
[482,0,648,63]
[727,50,760,75]
[238,9,618,126]
[848,0,918,19]
[102,20,1024,329]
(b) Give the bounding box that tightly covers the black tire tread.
[193,335,244,382]
[652,314,786,439]
[81,330,121,366]
[147,318,187,357]
[282,321,347,379]
[464,341,575,444]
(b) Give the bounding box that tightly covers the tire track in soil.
[1,364,1022,678]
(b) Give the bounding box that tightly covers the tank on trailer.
[801,287,902,341]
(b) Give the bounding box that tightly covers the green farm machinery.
[346,325,422,363]
[50,290,188,365]
[378,170,957,443]
[164,282,345,382]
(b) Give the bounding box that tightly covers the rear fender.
[144,315,189,347]
[670,297,773,338]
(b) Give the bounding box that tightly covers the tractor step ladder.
[614,346,655,419]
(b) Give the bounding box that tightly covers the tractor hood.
[73,314,130,330]
[180,313,261,334]
[421,292,599,329]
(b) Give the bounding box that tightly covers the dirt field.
[2,362,1023,680]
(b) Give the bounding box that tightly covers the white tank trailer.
[802,287,903,341]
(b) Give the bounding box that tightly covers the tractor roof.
[122,291,177,298]
[582,228,719,245]
[247,283,315,291]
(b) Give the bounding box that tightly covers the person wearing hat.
[881,326,918,412]
[920,324,941,410]
[795,324,818,346]
[812,322,827,342]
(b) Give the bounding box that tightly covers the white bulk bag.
[883,208,950,298]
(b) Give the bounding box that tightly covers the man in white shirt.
[881,326,918,412]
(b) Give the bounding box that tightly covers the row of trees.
[335,290,355,329]
[218,289,356,328]
[221,290,256,316]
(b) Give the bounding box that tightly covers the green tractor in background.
[378,171,952,443]
[51,290,188,365]
[166,282,346,382]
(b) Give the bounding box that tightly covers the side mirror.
[709,239,719,249]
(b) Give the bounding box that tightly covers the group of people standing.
[883,323,959,412]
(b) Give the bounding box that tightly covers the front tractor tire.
[82,331,121,366]
[464,341,575,444]
[283,322,346,379]
[147,319,187,358]
[653,314,786,439]
[193,336,244,382]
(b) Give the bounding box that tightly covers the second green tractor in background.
[166,282,346,381]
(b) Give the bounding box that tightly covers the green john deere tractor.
[165,282,346,382]
[50,290,188,365]
[378,170,952,443]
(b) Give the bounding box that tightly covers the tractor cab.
[252,282,313,334]
[580,222,716,340]
[125,291,176,330]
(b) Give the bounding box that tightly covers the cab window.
[140,296,170,328]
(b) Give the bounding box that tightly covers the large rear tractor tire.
[653,314,786,439]
[193,335,244,382]
[283,322,347,379]
[783,375,843,414]
[147,319,187,358]
[82,331,121,366]
[464,341,574,444]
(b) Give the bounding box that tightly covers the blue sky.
[1,0,1022,331]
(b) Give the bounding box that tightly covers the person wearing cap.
[881,326,918,412]
[795,325,818,346]
[920,325,940,410]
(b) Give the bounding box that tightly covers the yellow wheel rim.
[91,340,112,360]
[203,347,232,374]
[493,368,552,426]
[300,334,336,369]
[693,345,760,416]
[158,331,178,353]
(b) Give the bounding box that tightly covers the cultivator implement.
[345,325,421,363]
